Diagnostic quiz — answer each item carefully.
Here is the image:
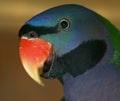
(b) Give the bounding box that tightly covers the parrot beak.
[19,37,52,86]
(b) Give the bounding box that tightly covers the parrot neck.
[96,40,114,67]
[62,40,120,101]
[97,14,120,68]
[62,39,115,82]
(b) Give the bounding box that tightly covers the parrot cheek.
[19,37,52,86]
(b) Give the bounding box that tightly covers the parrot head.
[19,4,119,86]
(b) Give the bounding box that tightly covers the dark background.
[0,0,120,101]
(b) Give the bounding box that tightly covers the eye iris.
[60,20,68,29]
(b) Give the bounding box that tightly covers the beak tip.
[22,63,45,87]
[35,79,45,87]
[29,71,45,87]
[38,82,45,87]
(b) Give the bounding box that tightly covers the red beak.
[19,37,52,86]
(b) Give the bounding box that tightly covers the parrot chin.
[19,37,55,86]
[40,46,56,79]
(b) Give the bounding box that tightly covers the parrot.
[18,4,120,101]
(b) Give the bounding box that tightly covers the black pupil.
[60,21,68,29]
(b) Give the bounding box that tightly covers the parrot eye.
[58,18,70,31]
[27,31,38,38]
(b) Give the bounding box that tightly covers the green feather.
[97,14,120,68]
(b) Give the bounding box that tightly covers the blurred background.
[0,0,120,101]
